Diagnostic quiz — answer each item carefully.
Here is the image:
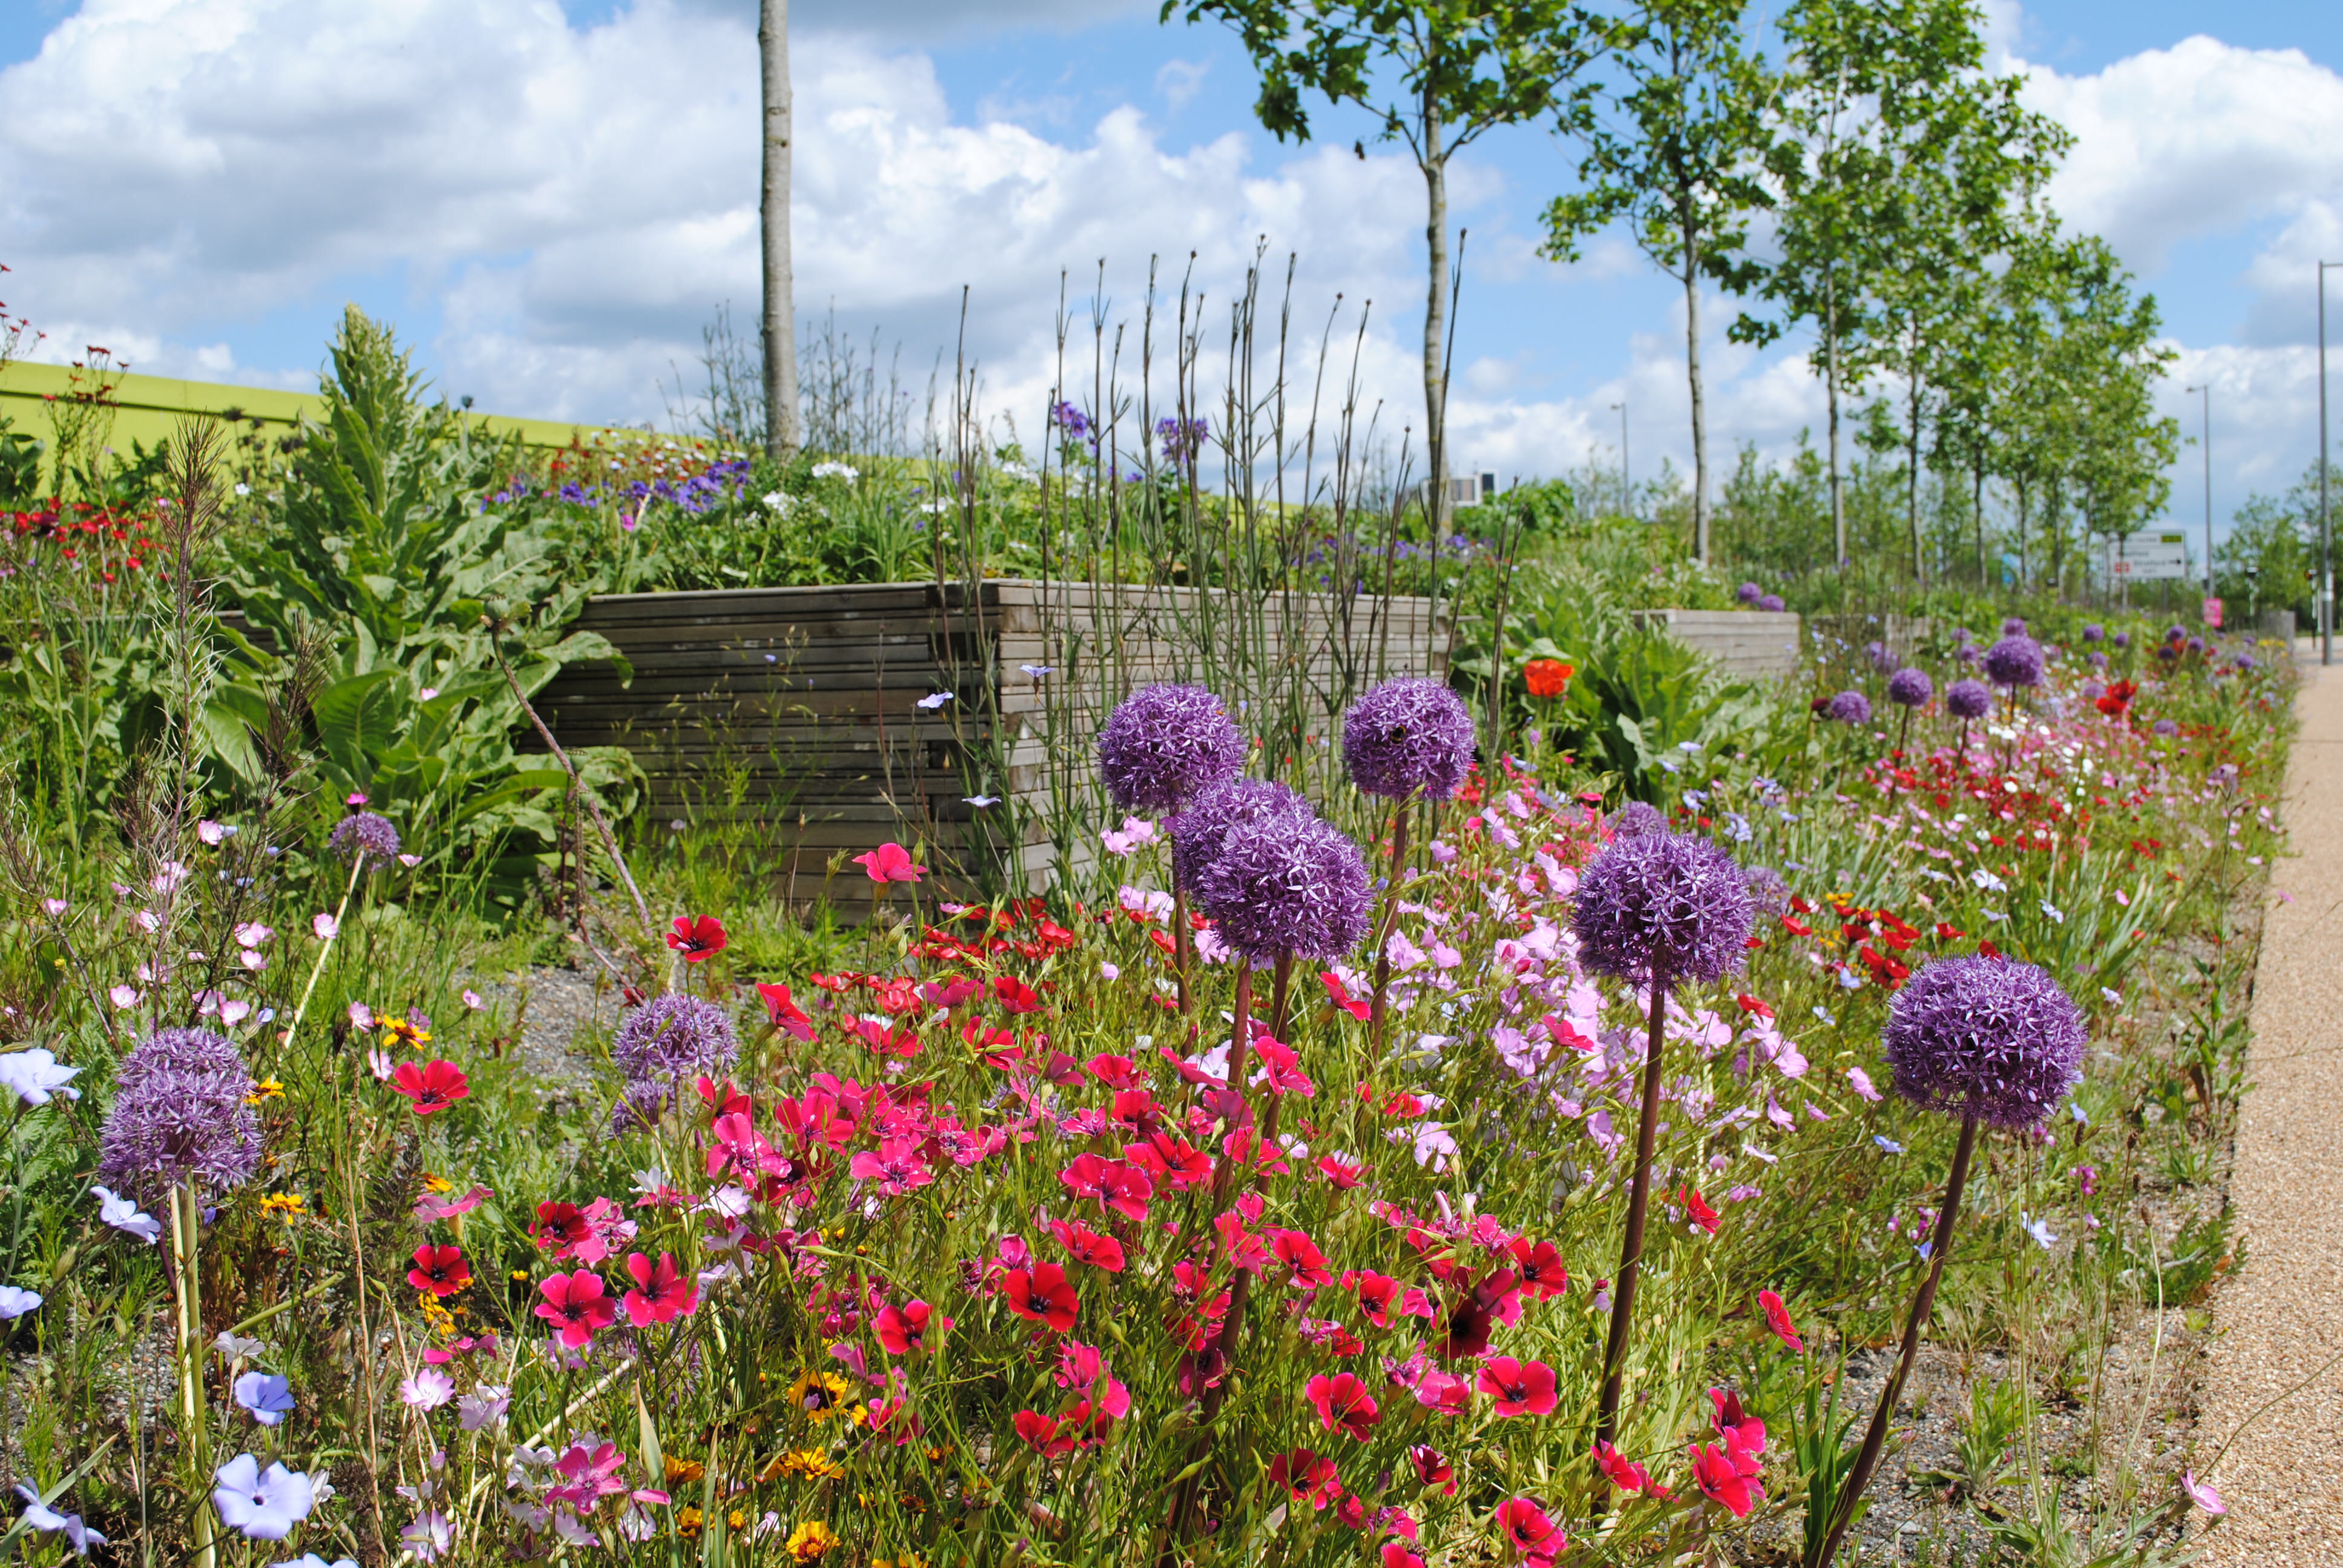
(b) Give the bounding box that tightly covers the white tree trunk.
[1421,84,1449,532]
[1682,209,1710,565]
[759,0,801,461]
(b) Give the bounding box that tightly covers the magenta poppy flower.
[753,982,815,1041]
[852,841,925,883]
[390,1059,468,1116]
[1408,1444,1456,1495]
[873,1299,949,1356]
[533,1270,615,1347]
[1305,1372,1380,1440]
[1758,1289,1804,1351]
[1344,1269,1401,1327]
[848,1137,934,1196]
[664,915,727,961]
[1000,1263,1080,1332]
[1593,1439,1671,1498]
[1691,1440,1763,1515]
[407,1244,470,1298]
[1058,1152,1153,1222]
[1508,1237,1570,1299]
[1014,1410,1076,1457]
[621,1251,696,1326]
[1495,1497,1564,1563]
[1270,1229,1332,1289]
[1267,1448,1341,1509]
[1478,1356,1558,1417]
[1049,1220,1126,1273]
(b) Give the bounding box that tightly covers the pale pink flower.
[108,984,141,1009]
[40,898,66,918]
[400,1368,456,1410]
[461,989,485,1011]
[234,923,272,948]
[313,913,339,941]
[2183,1472,2224,1515]
[197,821,228,846]
[348,1002,375,1031]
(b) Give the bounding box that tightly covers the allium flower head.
[1096,684,1246,814]
[1826,690,1872,725]
[1743,866,1789,916]
[2088,650,2108,670]
[1571,831,1756,988]
[1610,801,1666,838]
[2001,617,2027,636]
[2113,630,2132,649]
[1945,679,1992,719]
[1886,667,1933,708]
[327,812,401,866]
[1195,816,1371,964]
[612,995,738,1086]
[1736,581,1761,603]
[1982,635,2044,688]
[1757,593,1785,614]
[1342,678,1476,801]
[97,1028,262,1203]
[1169,778,1314,895]
[2082,623,2105,642]
[1881,956,2085,1129]
[1864,640,1892,673]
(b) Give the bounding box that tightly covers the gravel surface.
[2195,652,2343,1564]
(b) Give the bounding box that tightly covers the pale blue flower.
[233,1371,295,1427]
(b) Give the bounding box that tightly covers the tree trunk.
[759,0,801,462]
[1826,275,1845,572]
[2015,479,2029,589]
[1905,367,1923,585]
[1421,83,1449,534]
[1972,458,1986,587]
[1681,204,1710,565]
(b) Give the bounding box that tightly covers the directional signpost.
[2109,529,2191,583]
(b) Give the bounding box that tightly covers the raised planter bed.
[536,578,1449,913]
[1630,608,1804,679]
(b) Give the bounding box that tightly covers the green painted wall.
[0,359,601,458]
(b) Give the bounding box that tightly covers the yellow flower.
[874,1555,928,1568]
[664,1456,706,1484]
[260,1192,307,1221]
[727,1511,748,1532]
[784,1371,856,1424]
[244,1079,284,1105]
[676,1506,704,1539]
[379,1016,432,1048]
[421,1172,454,1194]
[784,1521,839,1563]
[773,1448,843,1481]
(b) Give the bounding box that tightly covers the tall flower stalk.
[1569,828,1755,1469]
[1341,677,1475,1054]
[1809,956,2085,1567]
[1098,684,1245,1014]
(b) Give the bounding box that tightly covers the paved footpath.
[2198,652,2343,1565]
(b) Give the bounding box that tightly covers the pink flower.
[622,1251,698,1325]
[399,1367,456,1410]
[108,984,140,1009]
[390,1060,469,1116]
[1495,1497,1564,1564]
[1408,1445,1456,1495]
[1845,1065,1883,1102]
[666,915,727,961]
[1049,1220,1126,1273]
[1593,1439,1671,1498]
[873,1300,950,1356]
[413,1184,491,1222]
[755,982,815,1041]
[347,1001,375,1031]
[1305,1373,1380,1440]
[533,1270,617,1347]
[1014,1410,1076,1458]
[852,842,925,883]
[313,912,339,941]
[1270,1229,1332,1289]
[2183,1470,2225,1515]
[848,1137,934,1196]
[1758,1289,1804,1351]
[1000,1263,1080,1332]
[1268,1448,1341,1509]
[1478,1357,1559,1417]
[1254,1038,1316,1097]
[1691,1441,1762,1516]
[1058,1153,1153,1223]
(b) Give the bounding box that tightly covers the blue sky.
[1,0,2337,542]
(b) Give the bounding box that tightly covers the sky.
[0,0,2338,544]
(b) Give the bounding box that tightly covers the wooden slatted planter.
[1630,609,1804,679]
[536,578,1449,915]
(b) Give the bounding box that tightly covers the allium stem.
[1368,800,1412,1056]
[1810,1112,1981,1568]
[171,1181,217,1568]
[1594,975,1671,1468]
[1172,882,1193,1014]
[281,852,364,1048]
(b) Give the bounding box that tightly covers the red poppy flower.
[1058,1153,1153,1222]
[1758,1288,1804,1352]
[1345,1269,1402,1328]
[1679,1186,1722,1235]
[1381,1544,1427,1568]
[1508,1237,1570,1299]
[1691,1441,1763,1516]
[1014,1409,1076,1457]
[1478,1356,1559,1417]
[665,915,727,961]
[1495,1497,1564,1563]
[1270,1228,1332,1289]
[993,975,1044,1014]
[622,1250,698,1326]
[1408,1444,1457,1495]
[1049,1220,1127,1273]
[532,1200,588,1254]
[390,1059,469,1116]
[1268,1448,1342,1510]
[533,1269,616,1348]
[1305,1372,1380,1440]
[1593,1439,1673,1498]
[755,982,815,1041]
[1523,658,1573,699]
[1000,1263,1080,1332]
[1320,970,1372,1021]
[408,1244,470,1298]
[874,1300,951,1356]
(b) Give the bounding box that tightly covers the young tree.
[1166,0,1602,520]
[760,0,802,462]
[1542,0,1775,566]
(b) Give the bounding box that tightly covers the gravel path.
[2197,652,2343,1564]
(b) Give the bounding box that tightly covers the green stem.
[172,1182,216,1568]
[282,854,365,1050]
[1593,975,1671,1468]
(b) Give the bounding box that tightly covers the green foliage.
[214,306,640,894]
[0,417,40,505]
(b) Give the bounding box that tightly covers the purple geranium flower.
[1880,956,2085,1129]
[1342,677,1477,802]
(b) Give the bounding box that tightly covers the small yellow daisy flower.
[784,1521,838,1563]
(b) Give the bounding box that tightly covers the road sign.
[2109,529,2191,581]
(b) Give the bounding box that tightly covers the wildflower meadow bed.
[0,609,2294,1568]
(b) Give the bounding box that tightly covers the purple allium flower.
[1945,679,1993,720]
[1736,582,1761,604]
[1610,800,1666,838]
[1953,627,1974,645]
[2000,617,2027,636]
[2235,650,2257,671]
[2165,624,2187,644]
[608,1079,670,1138]
[1757,593,1786,614]
[1827,690,1872,725]
[2113,630,2132,649]
[1342,677,1476,801]
[1744,866,1790,916]
[1194,815,1371,964]
[1880,956,2086,1129]
[612,995,738,1087]
[2088,650,2108,670]
[2082,623,2105,643]
[2080,679,2106,701]
[1887,667,1933,708]
[1570,830,1755,988]
[1096,684,1246,814]
[1864,640,1893,673]
[1957,645,1981,665]
[1169,778,1314,895]
[97,1027,262,1203]
[2153,717,2179,737]
[328,811,401,866]
[2185,635,2205,655]
[1982,635,2044,688]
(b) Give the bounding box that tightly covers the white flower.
[281,1555,360,1568]
[963,794,999,808]
[811,461,859,481]
[2020,1212,2057,1250]
[916,691,954,710]
[93,1186,163,1244]
[0,1047,80,1105]
[2039,900,2065,924]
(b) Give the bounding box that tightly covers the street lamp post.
[1610,400,1631,520]
[2321,260,2338,667]
[2184,382,2212,601]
